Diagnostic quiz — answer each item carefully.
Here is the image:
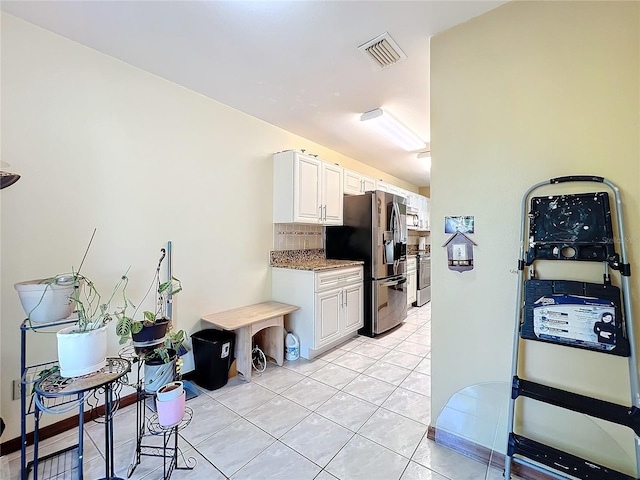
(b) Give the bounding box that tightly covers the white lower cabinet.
[343,283,364,334]
[407,256,417,306]
[272,266,363,359]
[316,288,341,346]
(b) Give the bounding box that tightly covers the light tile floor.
[6,303,506,480]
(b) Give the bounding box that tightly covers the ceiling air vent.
[358,32,407,69]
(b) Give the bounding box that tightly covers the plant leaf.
[158,277,182,295]
[158,280,172,294]
[144,311,156,323]
[115,316,131,337]
[131,321,144,334]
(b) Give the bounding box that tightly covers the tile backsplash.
[274,223,323,251]
[273,223,430,252]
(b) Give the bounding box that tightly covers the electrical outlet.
[12,379,22,401]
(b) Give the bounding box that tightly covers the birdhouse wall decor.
[442,231,477,272]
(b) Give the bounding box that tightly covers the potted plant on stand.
[15,274,80,325]
[14,230,130,378]
[115,249,186,393]
[55,272,130,377]
[15,269,129,378]
[115,250,182,352]
[140,330,187,394]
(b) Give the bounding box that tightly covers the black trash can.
[191,329,235,390]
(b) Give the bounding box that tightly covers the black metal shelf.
[20,317,79,480]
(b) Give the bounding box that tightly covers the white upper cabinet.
[420,196,431,230]
[373,180,431,230]
[405,192,419,213]
[274,150,343,225]
[362,176,377,193]
[293,153,322,223]
[322,162,344,225]
[344,168,377,196]
[377,181,401,196]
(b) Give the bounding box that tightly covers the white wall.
[430,0,639,473]
[0,13,413,442]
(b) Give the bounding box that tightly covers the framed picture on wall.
[445,215,474,234]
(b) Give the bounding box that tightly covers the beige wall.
[431,0,639,473]
[0,13,412,441]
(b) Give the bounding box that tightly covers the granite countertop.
[270,249,363,271]
[271,258,364,271]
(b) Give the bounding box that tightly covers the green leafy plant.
[114,249,183,345]
[21,230,130,333]
[25,270,129,332]
[73,271,130,332]
[142,330,187,366]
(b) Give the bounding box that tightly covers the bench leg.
[235,326,252,382]
[236,316,286,382]
[258,323,285,366]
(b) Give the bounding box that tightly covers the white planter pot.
[15,277,78,323]
[144,351,177,394]
[156,381,183,402]
[56,324,108,378]
[156,391,186,428]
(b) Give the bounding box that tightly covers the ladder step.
[512,377,640,436]
[508,433,637,480]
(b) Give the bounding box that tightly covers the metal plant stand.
[19,317,92,480]
[121,345,196,479]
[33,357,131,480]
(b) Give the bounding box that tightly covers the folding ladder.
[505,176,639,479]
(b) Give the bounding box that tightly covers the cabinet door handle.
[323,205,327,221]
[318,205,323,222]
[344,291,348,308]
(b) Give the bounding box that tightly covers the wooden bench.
[201,301,299,382]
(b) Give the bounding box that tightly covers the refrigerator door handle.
[379,277,407,287]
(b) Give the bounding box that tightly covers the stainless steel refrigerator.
[325,191,408,337]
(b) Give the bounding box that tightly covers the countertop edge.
[271,260,364,272]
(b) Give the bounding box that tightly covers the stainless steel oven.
[416,254,431,306]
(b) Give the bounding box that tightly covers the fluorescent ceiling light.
[360,108,426,152]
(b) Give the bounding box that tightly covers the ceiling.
[2,1,506,187]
